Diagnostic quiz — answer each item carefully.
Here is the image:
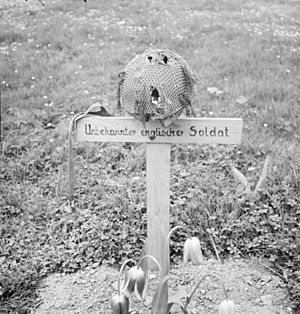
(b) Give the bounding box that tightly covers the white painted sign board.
[72,115,243,274]
[75,116,243,144]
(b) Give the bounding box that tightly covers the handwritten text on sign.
[75,116,243,144]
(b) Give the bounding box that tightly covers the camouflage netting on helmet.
[117,48,196,127]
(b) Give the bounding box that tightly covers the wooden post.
[72,115,243,274]
[146,143,170,275]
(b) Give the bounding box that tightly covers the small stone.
[148,273,156,280]
[261,295,272,306]
[254,298,261,304]
[260,287,266,294]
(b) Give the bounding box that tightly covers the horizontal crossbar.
[74,116,243,144]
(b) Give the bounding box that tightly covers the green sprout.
[111,226,235,313]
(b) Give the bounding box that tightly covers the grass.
[0,0,300,313]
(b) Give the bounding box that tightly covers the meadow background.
[0,0,299,312]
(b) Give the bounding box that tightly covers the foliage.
[216,186,300,308]
[1,0,300,312]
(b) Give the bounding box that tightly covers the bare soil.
[35,258,291,314]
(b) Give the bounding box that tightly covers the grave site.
[1,0,299,313]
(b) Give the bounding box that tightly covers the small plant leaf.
[166,303,173,313]
[168,287,188,307]
[253,155,271,197]
[230,165,248,188]
[236,95,249,105]
[151,275,170,314]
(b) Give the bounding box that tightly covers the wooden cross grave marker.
[70,112,243,275]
